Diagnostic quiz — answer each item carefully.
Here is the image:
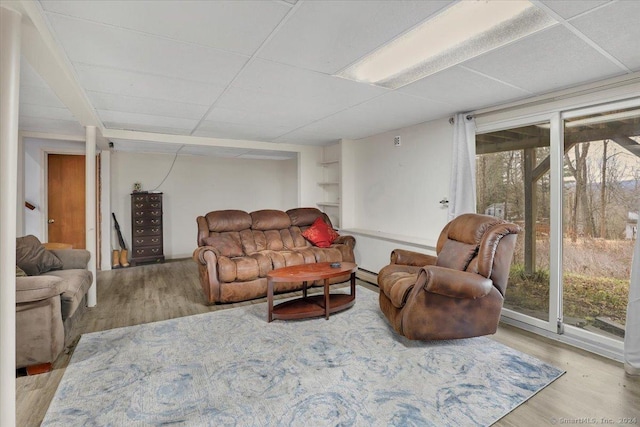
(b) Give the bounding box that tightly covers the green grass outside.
[506,264,629,325]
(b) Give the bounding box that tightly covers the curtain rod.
[449,115,474,124]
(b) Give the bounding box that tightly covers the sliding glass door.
[476,99,640,356]
[561,106,640,343]
[476,120,555,330]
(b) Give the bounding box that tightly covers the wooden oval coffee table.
[267,262,357,322]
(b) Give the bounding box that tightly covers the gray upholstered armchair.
[16,235,92,373]
[377,214,520,340]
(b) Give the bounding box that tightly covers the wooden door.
[47,154,86,249]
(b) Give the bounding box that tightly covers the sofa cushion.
[287,207,327,227]
[16,235,63,276]
[302,217,339,248]
[204,233,243,258]
[217,256,260,282]
[44,269,92,319]
[205,210,252,232]
[251,210,291,231]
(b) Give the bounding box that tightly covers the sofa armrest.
[193,246,220,265]
[16,276,64,304]
[49,249,90,270]
[391,249,437,267]
[421,266,493,299]
[333,234,355,250]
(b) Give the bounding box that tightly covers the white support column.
[86,126,97,307]
[1,6,21,427]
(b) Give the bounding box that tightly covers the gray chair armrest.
[16,276,64,304]
[49,249,90,270]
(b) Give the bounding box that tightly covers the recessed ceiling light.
[336,0,556,89]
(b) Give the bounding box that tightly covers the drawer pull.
[136,229,144,234]
[136,249,144,254]
[151,248,159,253]
[152,238,159,243]
[136,219,144,225]
[151,219,160,224]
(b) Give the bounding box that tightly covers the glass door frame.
[476,112,560,334]
[558,97,640,358]
[477,96,640,360]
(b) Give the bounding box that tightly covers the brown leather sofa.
[377,213,520,340]
[193,207,356,304]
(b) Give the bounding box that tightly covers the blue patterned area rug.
[43,287,563,426]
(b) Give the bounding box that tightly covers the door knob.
[48,219,55,224]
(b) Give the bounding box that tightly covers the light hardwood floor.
[16,259,640,426]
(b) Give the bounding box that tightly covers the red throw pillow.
[302,217,339,248]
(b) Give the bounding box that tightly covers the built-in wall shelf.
[318,145,341,227]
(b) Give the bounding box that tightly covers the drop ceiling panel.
[399,66,531,111]
[74,64,225,105]
[87,92,209,120]
[193,120,291,142]
[40,0,291,55]
[20,104,77,122]
[258,0,451,73]
[98,110,199,132]
[103,122,192,136]
[45,14,249,85]
[462,25,624,93]
[539,0,611,19]
[570,1,640,70]
[19,116,85,136]
[275,92,453,143]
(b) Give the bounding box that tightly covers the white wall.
[23,137,85,240]
[110,151,298,259]
[343,117,453,272]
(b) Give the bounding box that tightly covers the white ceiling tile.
[20,104,77,121]
[103,122,192,136]
[226,59,388,111]
[46,14,248,85]
[570,1,640,70]
[193,120,289,142]
[19,116,85,136]
[462,26,624,93]
[19,85,66,109]
[74,64,225,105]
[276,92,453,143]
[40,0,291,55]
[540,0,611,19]
[20,58,50,89]
[259,0,451,74]
[87,91,208,120]
[400,66,531,111]
[98,110,198,131]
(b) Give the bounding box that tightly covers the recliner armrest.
[16,276,64,304]
[49,249,90,270]
[421,266,493,299]
[391,249,437,266]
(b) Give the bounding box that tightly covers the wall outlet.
[394,136,401,146]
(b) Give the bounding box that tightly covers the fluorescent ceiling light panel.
[336,0,556,89]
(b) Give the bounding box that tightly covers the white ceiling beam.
[15,1,104,138]
[102,128,314,153]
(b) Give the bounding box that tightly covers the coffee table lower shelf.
[271,293,355,321]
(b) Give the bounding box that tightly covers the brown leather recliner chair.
[378,213,521,340]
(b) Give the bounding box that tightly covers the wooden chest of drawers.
[130,192,164,266]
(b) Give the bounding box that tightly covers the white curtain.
[448,113,477,220]
[625,204,640,375]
